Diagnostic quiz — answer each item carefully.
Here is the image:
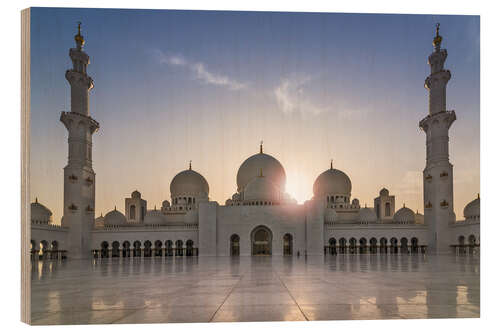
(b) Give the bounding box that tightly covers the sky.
[29,8,480,225]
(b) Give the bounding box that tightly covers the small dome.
[313,167,352,197]
[393,206,415,223]
[131,190,141,199]
[379,188,389,196]
[244,175,280,202]
[415,211,424,224]
[464,195,480,219]
[31,198,52,223]
[94,213,105,227]
[358,207,377,222]
[324,208,338,222]
[237,150,286,193]
[170,169,209,197]
[104,208,127,226]
[144,209,165,224]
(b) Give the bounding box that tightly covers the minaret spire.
[74,21,85,50]
[419,24,456,254]
[60,24,100,258]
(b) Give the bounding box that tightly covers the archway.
[401,238,409,254]
[339,238,347,254]
[101,241,109,258]
[175,240,184,256]
[349,238,357,254]
[122,241,131,257]
[369,238,377,254]
[390,237,398,254]
[230,234,240,256]
[166,240,173,256]
[144,240,152,257]
[51,241,59,259]
[411,237,419,253]
[458,235,466,254]
[154,240,163,256]
[329,238,337,255]
[133,241,141,257]
[283,233,293,256]
[111,241,120,257]
[251,225,272,255]
[380,237,388,254]
[468,235,477,254]
[359,238,367,254]
[186,240,194,256]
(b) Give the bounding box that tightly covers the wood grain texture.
[21,7,31,325]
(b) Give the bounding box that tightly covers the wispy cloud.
[153,50,246,91]
[273,75,326,116]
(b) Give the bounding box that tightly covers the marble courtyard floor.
[30,254,480,325]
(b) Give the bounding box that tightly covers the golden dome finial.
[433,23,442,48]
[477,193,480,199]
[260,140,263,154]
[189,160,192,170]
[74,21,85,48]
[330,159,333,170]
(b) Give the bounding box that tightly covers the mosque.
[30,24,480,260]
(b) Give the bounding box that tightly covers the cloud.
[273,75,326,116]
[153,50,246,91]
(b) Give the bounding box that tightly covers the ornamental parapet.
[419,110,456,131]
[94,223,199,231]
[60,111,100,133]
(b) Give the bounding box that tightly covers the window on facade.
[385,202,391,216]
[130,205,136,220]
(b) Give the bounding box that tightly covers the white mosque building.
[30,24,480,260]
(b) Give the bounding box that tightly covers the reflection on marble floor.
[30,254,480,325]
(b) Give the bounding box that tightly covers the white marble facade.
[30,25,480,260]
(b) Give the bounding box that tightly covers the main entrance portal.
[251,226,272,255]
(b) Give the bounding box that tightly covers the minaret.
[60,23,100,259]
[419,24,456,253]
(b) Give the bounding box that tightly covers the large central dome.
[236,146,286,193]
[313,165,352,197]
[170,168,209,197]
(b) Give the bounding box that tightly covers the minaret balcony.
[419,110,456,132]
[68,203,78,212]
[68,174,78,183]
